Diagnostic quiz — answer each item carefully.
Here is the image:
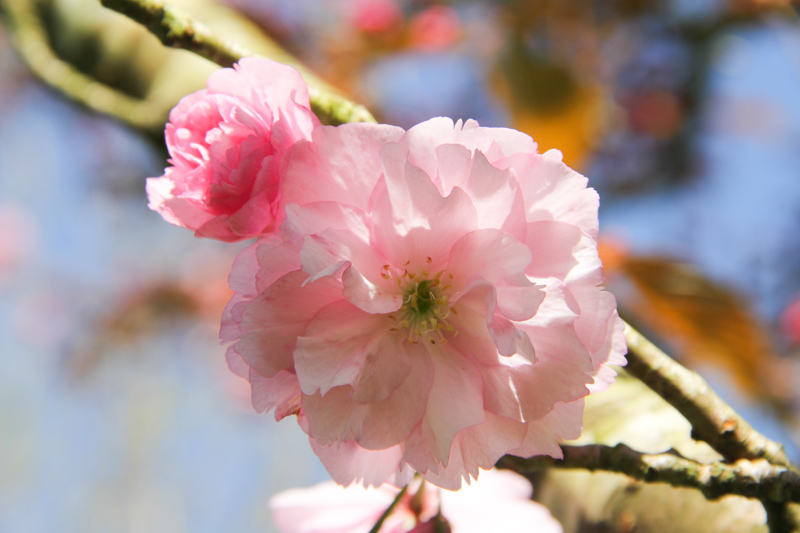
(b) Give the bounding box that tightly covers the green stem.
[368,483,409,533]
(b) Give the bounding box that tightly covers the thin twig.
[623,322,790,467]
[498,443,800,503]
[99,0,246,69]
[0,0,168,131]
[98,0,376,125]
[368,483,409,533]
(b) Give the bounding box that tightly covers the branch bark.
[98,0,376,125]
[498,444,800,504]
[623,322,790,467]
[1,0,168,131]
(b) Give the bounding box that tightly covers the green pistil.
[391,280,455,345]
[407,279,439,315]
[384,261,457,344]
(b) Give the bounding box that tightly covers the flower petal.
[270,480,398,533]
[372,142,478,270]
[402,345,485,469]
[422,412,526,489]
[447,229,532,288]
[512,399,585,458]
[249,368,302,421]
[308,437,409,489]
[294,300,411,400]
[302,340,431,451]
[280,123,405,218]
[511,151,599,239]
[233,270,343,378]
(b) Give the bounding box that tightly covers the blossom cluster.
[270,469,563,533]
[148,58,626,490]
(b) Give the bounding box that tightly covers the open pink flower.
[147,58,319,242]
[270,468,563,533]
[223,117,626,489]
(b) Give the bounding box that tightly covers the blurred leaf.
[507,82,603,170]
[497,35,577,115]
[600,247,794,413]
[492,34,604,168]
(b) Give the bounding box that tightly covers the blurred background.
[1,0,800,531]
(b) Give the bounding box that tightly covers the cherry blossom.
[270,468,563,533]
[147,58,319,242]
[223,117,626,489]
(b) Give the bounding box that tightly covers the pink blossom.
[780,297,800,344]
[350,0,403,34]
[0,203,37,287]
[223,117,626,489]
[408,6,462,51]
[146,58,319,242]
[269,468,563,533]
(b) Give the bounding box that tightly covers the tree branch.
[98,0,376,125]
[623,322,790,467]
[1,0,168,131]
[98,0,246,69]
[498,443,800,504]
[763,500,800,533]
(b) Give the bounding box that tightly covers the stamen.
[384,261,458,344]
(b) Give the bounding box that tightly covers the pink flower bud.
[147,58,320,242]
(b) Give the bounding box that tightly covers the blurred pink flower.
[780,297,800,345]
[409,6,461,51]
[147,58,319,242]
[350,0,403,34]
[0,203,37,287]
[223,117,626,489]
[270,468,563,533]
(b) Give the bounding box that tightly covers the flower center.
[383,258,457,345]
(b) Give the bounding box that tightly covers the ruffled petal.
[372,143,478,271]
[294,300,399,397]
[511,150,599,239]
[402,344,485,470]
[421,412,526,490]
[280,123,405,219]
[308,437,411,488]
[234,271,343,378]
[301,342,431,450]
[249,368,302,420]
[512,399,585,458]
